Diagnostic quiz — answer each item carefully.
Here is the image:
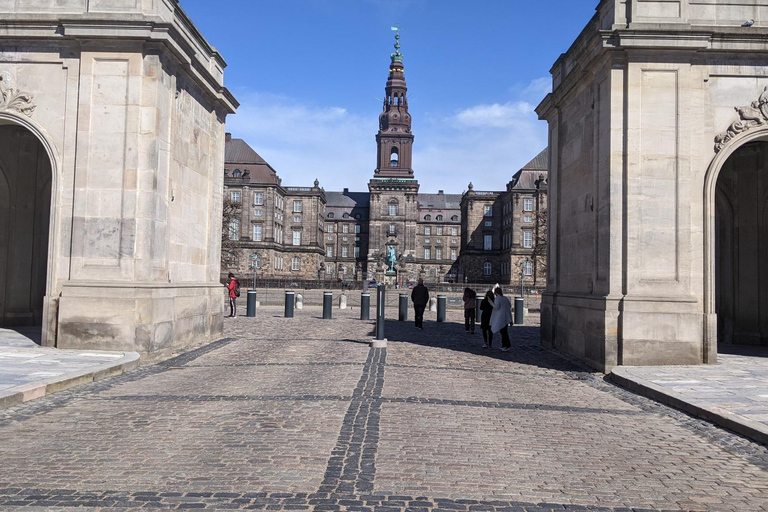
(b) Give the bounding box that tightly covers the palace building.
[223,34,546,286]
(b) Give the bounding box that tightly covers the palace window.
[484,205,493,217]
[253,192,264,206]
[484,235,492,251]
[254,209,263,217]
[523,231,533,248]
[355,224,361,234]
[326,224,334,233]
[389,203,398,216]
[251,253,260,269]
[293,200,302,213]
[424,248,431,259]
[436,226,443,235]
[435,248,442,260]
[326,246,333,258]
[230,191,241,203]
[343,213,350,219]
[483,262,492,276]
[342,246,349,258]
[485,220,492,227]
[436,215,443,221]
[390,146,399,167]
[229,219,240,240]
[451,227,458,236]
[388,224,396,235]
[523,260,533,276]
[343,224,349,234]
[326,265,334,275]
[232,169,242,178]
[293,215,301,223]
[451,249,457,261]
[354,246,360,258]
[451,215,459,222]
[424,226,431,236]
[424,215,432,221]
[274,257,283,271]
[253,224,262,242]
[292,257,300,271]
[524,198,534,211]
[524,214,532,223]
[293,230,301,246]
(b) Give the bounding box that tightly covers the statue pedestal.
[383,271,397,286]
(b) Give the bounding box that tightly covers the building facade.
[459,151,548,286]
[0,1,237,356]
[222,34,545,286]
[537,0,768,371]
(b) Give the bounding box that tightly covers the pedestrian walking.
[462,287,477,334]
[490,287,513,351]
[226,273,240,318]
[411,278,429,329]
[480,290,495,348]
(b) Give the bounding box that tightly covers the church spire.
[374,29,414,178]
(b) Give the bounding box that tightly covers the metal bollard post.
[284,291,295,318]
[323,292,333,319]
[376,285,386,340]
[398,293,408,321]
[437,295,447,323]
[246,290,257,317]
[514,297,524,325]
[360,293,370,320]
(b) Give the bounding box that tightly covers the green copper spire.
[390,32,403,63]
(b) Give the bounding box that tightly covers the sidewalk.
[611,345,768,445]
[0,327,140,408]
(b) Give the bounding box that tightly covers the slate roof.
[225,138,268,164]
[522,148,548,171]
[325,191,370,208]
[417,193,462,210]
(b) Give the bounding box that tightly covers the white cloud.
[224,78,549,194]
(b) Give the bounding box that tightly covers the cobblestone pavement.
[1,306,768,511]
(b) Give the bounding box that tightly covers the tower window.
[390,147,399,167]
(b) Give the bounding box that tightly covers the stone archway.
[0,123,52,334]
[706,133,768,350]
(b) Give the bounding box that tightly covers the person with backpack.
[226,272,240,318]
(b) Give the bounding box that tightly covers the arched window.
[451,215,459,222]
[342,213,350,219]
[483,262,492,276]
[232,169,242,178]
[390,146,399,167]
[436,215,443,221]
[424,215,431,221]
[251,253,260,269]
[354,213,361,219]
[327,212,334,219]
[388,200,398,216]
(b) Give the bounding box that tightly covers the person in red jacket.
[226,273,239,318]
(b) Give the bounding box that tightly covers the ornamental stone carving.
[715,86,768,152]
[0,72,35,117]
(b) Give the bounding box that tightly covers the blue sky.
[181,0,598,193]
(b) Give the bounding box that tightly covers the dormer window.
[424,215,431,222]
[327,212,334,219]
[390,147,399,167]
[436,215,443,221]
[232,169,242,178]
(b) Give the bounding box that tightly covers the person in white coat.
[489,287,513,351]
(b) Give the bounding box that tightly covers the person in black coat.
[479,290,495,348]
[410,278,429,329]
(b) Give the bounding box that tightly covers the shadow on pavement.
[381,318,589,373]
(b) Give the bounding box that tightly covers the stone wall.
[0,1,237,355]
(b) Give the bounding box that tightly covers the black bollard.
[323,292,333,319]
[246,290,257,317]
[284,291,295,318]
[437,295,447,323]
[398,293,408,321]
[514,297,524,325]
[360,293,370,320]
[376,284,386,340]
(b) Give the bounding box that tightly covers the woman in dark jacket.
[479,290,495,348]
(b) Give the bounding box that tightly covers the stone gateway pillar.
[537,0,768,371]
[0,1,237,356]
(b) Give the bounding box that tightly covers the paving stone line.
[320,347,386,496]
[0,487,681,511]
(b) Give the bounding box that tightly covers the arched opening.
[0,124,52,338]
[714,141,768,347]
[390,146,399,167]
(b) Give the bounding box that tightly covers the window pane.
[425,227,431,235]
[231,191,241,203]
[253,193,263,206]
[253,225,262,241]
[484,205,492,217]
[484,235,492,251]
[293,201,302,212]
[293,230,301,246]
[229,219,240,240]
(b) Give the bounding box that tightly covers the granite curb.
[610,366,768,446]
[0,351,140,409]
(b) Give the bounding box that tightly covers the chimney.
[438,190,444,194]
[343,187,349,194]
[225,132,232,142]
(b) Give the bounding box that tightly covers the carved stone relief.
[0,72,35,117]
[715,86,768,152]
